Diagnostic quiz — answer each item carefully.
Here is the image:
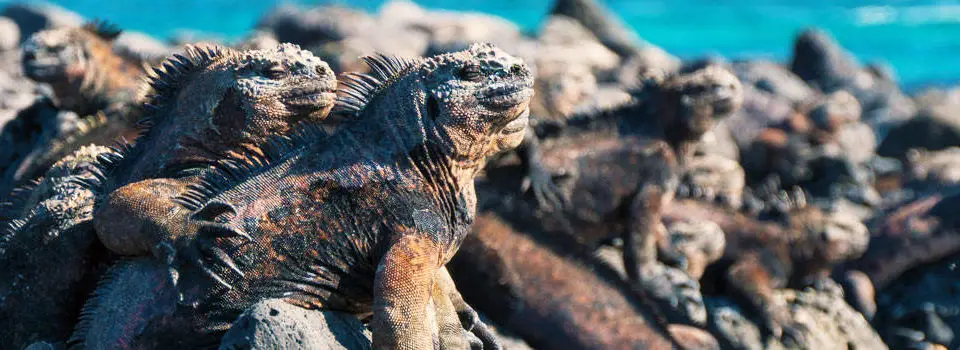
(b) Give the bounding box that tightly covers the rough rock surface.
[706,288,887,350]
[0,16,19,51]
[257,4,375,47]
[878,108,960,159]
[0,3,83,42]
[790,28,916,143]
[907,147,960,186]
[808,90,861,132]
[219,299,373,350]
[874,257,960,350]
[113,30,174,63]
[724,83,797,149]
[536,15,621,76]
[733,60,815,106]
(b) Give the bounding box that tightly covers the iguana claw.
[522,164,568,211]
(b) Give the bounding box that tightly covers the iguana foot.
[777,321,812,349]
[634,263,707,326]
[456,304,501,350]
[758,299,810,348]
[168,201,251,295]
[657,244,689,271]
[801,276,843,297]
[521,164,568,211]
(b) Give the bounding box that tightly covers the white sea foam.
[854,4,960,26]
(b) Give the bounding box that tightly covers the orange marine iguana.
[448,211,696,349]
[0,42,337,348]
[1,21,146,192]
[73,43,532,349]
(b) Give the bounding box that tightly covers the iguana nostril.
[510,64,523,74]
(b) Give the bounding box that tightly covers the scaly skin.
[0,145,112,348]
[74,43,532,349]
[482,66,742,287]
[1,21,146,191]
[448,212,679,349]
[21,21,143,117]
[92,42,337,259]
[0,43,336,347]
[665,198,869,347]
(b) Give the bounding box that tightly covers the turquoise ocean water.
[4,0,960,90]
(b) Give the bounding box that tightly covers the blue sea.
[5,0,960,90]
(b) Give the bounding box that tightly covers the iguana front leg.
[94,178,194,257]
[372,234,442,350]
[435,267,501,350]
[623,145,685,281]
[727,253,810,348]
[94,178,248,292]
[518,128,567,211]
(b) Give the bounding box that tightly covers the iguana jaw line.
[478,82,534,111]
[500,108,530,134]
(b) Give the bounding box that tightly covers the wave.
[854,4,960,26]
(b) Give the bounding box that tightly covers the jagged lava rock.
[733,60,815,106]
[706,288,887,350]
[220,299,372,350]
[0,3,82,42]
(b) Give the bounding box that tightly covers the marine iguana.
[0,42,337,348]
[482,65,742,284]
[91,42,337,258]
[74,43,532,349]
[0,21,146,192]
[663,197,869,347]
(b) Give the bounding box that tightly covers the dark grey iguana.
[73,43,532,349]
[0,42,337,348]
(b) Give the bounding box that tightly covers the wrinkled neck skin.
[339,76,484,240]
[346,76,484,192]
[120,81,231,184]
[48,71,109,116]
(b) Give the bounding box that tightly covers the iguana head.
[21,22,115,83]
[658,65,743,139]
[789,207,869,265]
[337,42,534,166]
[174,42,337,131]
[21,21,142,113]
[419,42,534,160]
[131,43,336,176]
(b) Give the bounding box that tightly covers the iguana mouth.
[23,57,66,80]
[283,85,338,109]
[713,97,738,116]
[500,108,530,134]
[478,81,534,110]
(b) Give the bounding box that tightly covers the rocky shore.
[1,0,959,349]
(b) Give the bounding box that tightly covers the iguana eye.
[262,62,287,80]
[457,64,483,82]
